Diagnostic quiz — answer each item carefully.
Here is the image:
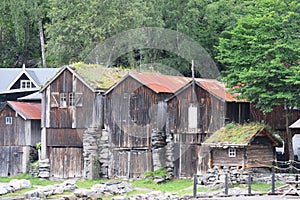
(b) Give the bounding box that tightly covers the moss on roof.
[204,123,282,145]
[72,63,132,90]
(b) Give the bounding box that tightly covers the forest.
[0,0,299,112]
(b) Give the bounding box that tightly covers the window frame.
[6,117,12,125]
[60,93,67,108]
[20,80,32,89]
[228,148,236,158]
[69,93,75,107]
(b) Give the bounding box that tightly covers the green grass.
[236,183,285,194]
[131,179,193,193]
[76,179,107,189]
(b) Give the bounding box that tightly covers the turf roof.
[73,63,132,90]
[204,123,283,146]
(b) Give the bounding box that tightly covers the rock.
[9,179,22,190]
[0,187,8,195]
[20,179,32,188]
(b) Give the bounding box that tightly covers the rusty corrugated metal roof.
[130,72,191,93]
[195,78,239,102]
[7,101,41,120]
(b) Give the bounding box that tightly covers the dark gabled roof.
[105,72,191,95]
[203,123,283,147]
[290,119,300,129]
[0,67,59,94]
[3,101,41,120]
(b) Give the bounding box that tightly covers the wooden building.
[251,105,300,160]
[105,72,190,178]
[166,79,250,177]
[40,65,129,178]
[0,101,41,177]
[203,123,283,169]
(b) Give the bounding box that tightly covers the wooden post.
[271,172,275,194]
[296,174,298,188]
[193,174,197,198]
[248,173,251,195]
[225,173,228,195]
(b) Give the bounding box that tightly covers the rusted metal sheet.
[6,101,41,119]
[129,72,190,94]
[49,147,83,178]
[195,78,239,102]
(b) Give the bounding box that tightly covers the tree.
[217,0,300,160]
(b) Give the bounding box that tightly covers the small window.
[228,148,236,157]
[6,117,12,125]
[60,93,67,107]
[20,80,32,88]
[69,93,75,107]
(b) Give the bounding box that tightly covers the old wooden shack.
[0,101,41,177]
[166,79,250,177]
[203,123,282,169]
[40,65,129,178]
[105,72,190,178]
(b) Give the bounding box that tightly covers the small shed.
[203,123,282,170]
[0,101,41,177]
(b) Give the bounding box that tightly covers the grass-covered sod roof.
[203,123,283,147]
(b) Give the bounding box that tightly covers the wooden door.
[49,147,83,178]
[0,146,23,177]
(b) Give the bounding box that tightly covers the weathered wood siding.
[106,76,170,178]
[106,76,168,148]
[212,148,244,167]
[250,105,300,130]
[48,147,83,178]
[111,149,152,178]
[0,106,40,146]
[0,146,23,177]
[173,143,198,178]
[46,129,84,147]
[246,145,274,167]
[42,69,97,129]
[167,84,227,136]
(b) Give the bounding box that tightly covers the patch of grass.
[0,173,61,186]
[76,179,106,189]
[131,179,193,193]
[237,183,285,194]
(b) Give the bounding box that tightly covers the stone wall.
[199,166,300,185]
[83,127,111,179]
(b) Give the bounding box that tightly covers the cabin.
[203,123,283,169]
[104,72,190,178]
[0,66,59,104]
[39,65,129,179]
[0,101,41,177]
[166,79,250,177]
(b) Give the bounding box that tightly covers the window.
[6,117,12,125]
[60,93,67,107]
[20,80,32,88]
[69,93,75,107]
[228,148,236,157]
